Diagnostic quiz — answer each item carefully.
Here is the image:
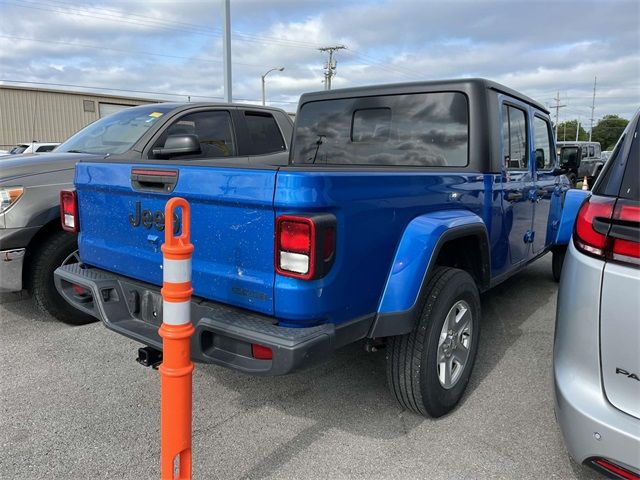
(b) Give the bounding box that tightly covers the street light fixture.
[261,67,284,106]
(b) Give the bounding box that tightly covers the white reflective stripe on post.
[163,258,192,283]
[162,300,191,325]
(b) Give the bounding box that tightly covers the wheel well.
[22,218,74,289]
[434,234,489,290]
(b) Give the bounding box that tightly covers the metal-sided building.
[0,85,161,150]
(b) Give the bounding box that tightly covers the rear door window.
[292,92,468,167]
[502,105,528,170]
[243,111,286,155]
[151,110,235,159]
[533,115,553,170]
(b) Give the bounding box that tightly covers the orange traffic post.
[159,197,195,480]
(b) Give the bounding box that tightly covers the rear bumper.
[54,264,372,375]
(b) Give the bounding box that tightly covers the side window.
[533,116,553,170]
[243,111,286,155]
[152,110,235,159]
[589,145,595,157]
[352,108,391,142]
[36,145,56,152]
[582,146,588,158]
[502,104,528,170]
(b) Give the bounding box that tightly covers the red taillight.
[593,458,640,480]
[574,196,640,265]
[611,201,640,262]
[60,190,78,232]
[275,214,336,280]
[280,220,312,253]
[251,343,273,360]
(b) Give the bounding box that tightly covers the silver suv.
[554,109,639,478]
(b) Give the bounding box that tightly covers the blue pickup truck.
[55,79,585,417]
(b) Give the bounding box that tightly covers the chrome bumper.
[0,248,25,292]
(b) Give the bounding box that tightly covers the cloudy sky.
[1,0,639,127]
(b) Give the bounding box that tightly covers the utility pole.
[552,91,566,141]
[576,118,581,141]
[222,0,232,102]
[318,45,346,90]
[589,76,597,141]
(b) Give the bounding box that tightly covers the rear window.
[292,92,468,167]
[620,123,638,200]
[593,117,639,200]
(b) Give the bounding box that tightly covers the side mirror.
[152,134,201,157]
[552,167,567,176]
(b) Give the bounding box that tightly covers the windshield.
[9,145,28,154]
[559,146,579,165]
[57,105,174,155]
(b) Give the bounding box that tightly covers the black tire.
[567,173,577,187]
[28,231,95,325]
[386,267,481,417]
[552,246,566,283]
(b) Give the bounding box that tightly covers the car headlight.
[0,187,24,213]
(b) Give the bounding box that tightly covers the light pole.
[261,67,284,106]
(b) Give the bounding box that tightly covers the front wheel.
[386,267,481,417]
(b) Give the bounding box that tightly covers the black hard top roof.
[299,77,549,114]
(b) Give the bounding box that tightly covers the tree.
[556,119,588,142]
[591,115,629,150]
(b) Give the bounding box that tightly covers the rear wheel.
[552,246,567,283]
[566,173,577,187]
[28,231,95,325]
[386,267,480,417]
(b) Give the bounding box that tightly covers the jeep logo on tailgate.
[129,201,179,233]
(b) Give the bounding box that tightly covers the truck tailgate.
[76,162,277,315]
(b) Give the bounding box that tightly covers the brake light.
[60,190,79,232]
[574,196,640,265]
[611,200,640,263]
[275,214,336,280]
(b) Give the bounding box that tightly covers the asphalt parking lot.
[1,254,601,480]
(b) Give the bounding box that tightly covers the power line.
[1,0,326,51]
[0,34,263,67]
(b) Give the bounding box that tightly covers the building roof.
[0,84,162,103]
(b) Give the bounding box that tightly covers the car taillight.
[610,200,640,264]
[60,190,78,232]
[275,214,336,280]
[574,196,640,266]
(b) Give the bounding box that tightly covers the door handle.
[131,168,178,193]
[506,192,523,202]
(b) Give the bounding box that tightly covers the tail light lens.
[60,190,79,232]
[574,196,640,266]
[251,343,273,360]
[275,214,336,280]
